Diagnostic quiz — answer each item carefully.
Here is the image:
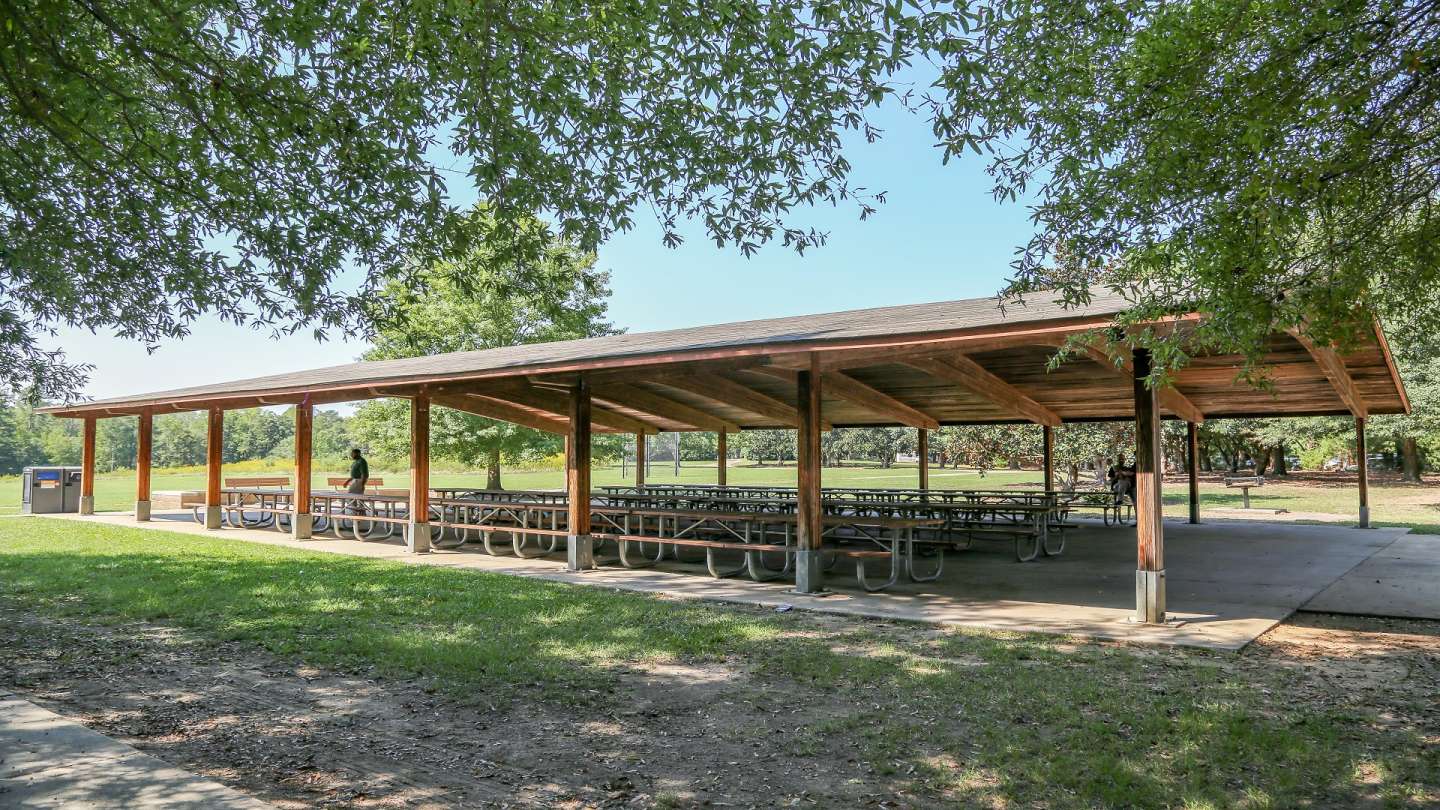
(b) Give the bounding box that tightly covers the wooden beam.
[635,432,646,488]
[591,384,743,433]
[1357,417,1370,528]
[759,316,1149,372]
[80,416,96,515]
[904,355,1061,427]
[408,395,431,552]
[1133,349,1166,623]
[205,408,223,529]
[794,356,824,594]
[294,402,313,538]
[430,392,569,435]
[752,365,936,429]
[658,372,810,429]
[1042,425,1054,491]
[480,383,659,435]
[716,429,727,486]
[917,428,929,491]
[1186,421,1199,525]
[1287,327,1368,418]
[1047,337,1205,424]
[136,410,152,520]
[566,378,594,570]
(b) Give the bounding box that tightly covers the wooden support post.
[794,356,826,594]
[567,377,594,570]
[1357,417,1370,528]
[1186,421,1200,525]
[293,402,313,538]
[408,396,431,552]
[635,432,646,489]
[204,408,223,529]
[79,416,96,515]
[1133,349,1166,623]
[1041,425,1054,492]
[917,428,930,491]
[717,429,727,486]
[135,411,152,521]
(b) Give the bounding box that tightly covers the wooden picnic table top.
[432,498,943,529]
[594,491,1056,513]
[221,487,411,504]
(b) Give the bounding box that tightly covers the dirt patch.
[2,604,1437,808]
[0,604,908,809]
[1246,613,1440,742]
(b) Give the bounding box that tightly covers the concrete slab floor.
[0,693,271,809]
[1304,531,1440,619]
[22,511,1413,652]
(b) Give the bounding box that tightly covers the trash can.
[21,466,84,514]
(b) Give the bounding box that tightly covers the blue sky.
[51,97,1039,402]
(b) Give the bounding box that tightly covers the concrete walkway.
[1304,531,1440,618]
[30,511,1421,651]
[0,693,270,809]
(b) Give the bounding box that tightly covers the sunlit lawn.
[0,517,1434,806]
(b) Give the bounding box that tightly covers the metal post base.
[292,513,312,540]
[1134,568,1167,624]
[790,549,829,596]
[204,505,222,529]
[79,496,94,516]
[407,521,431,553]
[134,500,151,522]
[567,534,595,571]
[1359,506,1371,529]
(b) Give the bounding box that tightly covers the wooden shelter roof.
[40,290,1409,433]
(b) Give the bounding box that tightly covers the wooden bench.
[326,476,385,492]
[224,476,290,488]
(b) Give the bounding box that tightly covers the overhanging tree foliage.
[0,0,961,399]
[932,0,1440,379]
[349,207,616,488]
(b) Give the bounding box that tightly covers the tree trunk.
[1253,449,1271,477]
[1401,436,1422,482]
[1271,444,1288,477]
[486,449,503,490]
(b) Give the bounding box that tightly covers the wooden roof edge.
[1372,316,1411,415]
[37,311,1132,418]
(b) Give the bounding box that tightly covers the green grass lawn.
[5,459,1437,533]
[0,517,1434,806]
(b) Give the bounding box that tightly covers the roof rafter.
[591,383,743,433]
[904,355,1060,427]
[1043,337,1205,424]
[1286,327,1368,418]
[430,392,571,435]
[749,366,938,430]
[656,372,830,430]
[475,382,660,434]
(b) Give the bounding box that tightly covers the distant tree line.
[5,399,1435,486]
[0,404,355,476]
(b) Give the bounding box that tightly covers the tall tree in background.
[0,0,959,398]
[933,0,1440,379]
[350,206,616,489]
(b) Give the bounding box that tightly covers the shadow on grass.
[0,518,1434,807]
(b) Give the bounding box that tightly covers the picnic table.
[1224,476,1265,509]
[593,489,1067,561]
[429,495,943,591]
[210,487,416,541]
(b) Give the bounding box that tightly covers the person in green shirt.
[345,449,369,494]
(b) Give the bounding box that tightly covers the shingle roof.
[42,290,1136,414]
